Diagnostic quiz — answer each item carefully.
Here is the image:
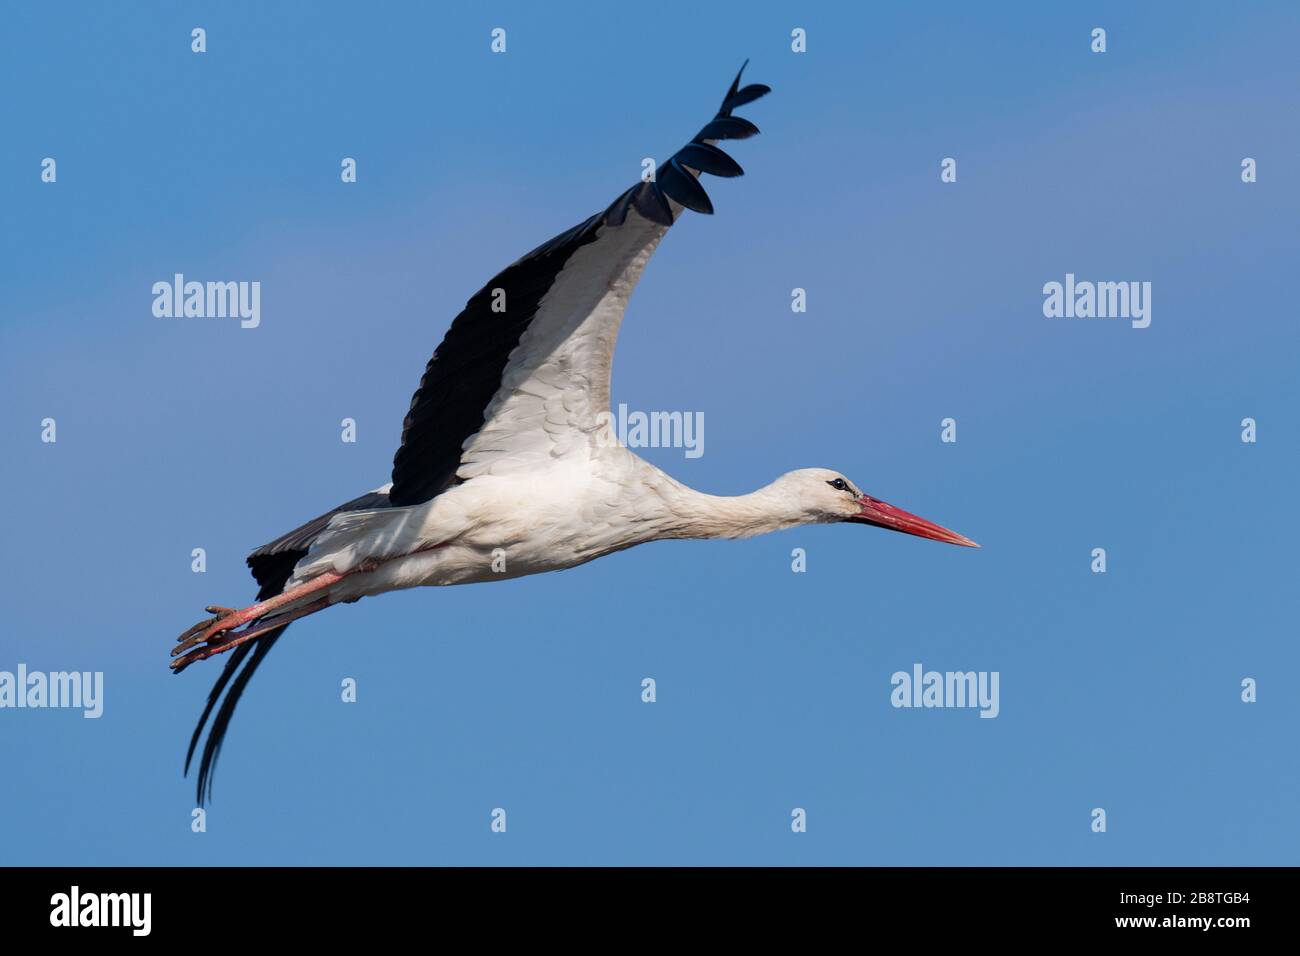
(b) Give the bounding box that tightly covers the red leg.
[171,571,344,664]
[170,596,333,673]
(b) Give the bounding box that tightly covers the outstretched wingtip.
[611,62,770,226]
[727,59,750,98]
[721,59,771,116]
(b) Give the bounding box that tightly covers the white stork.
[175,64,977,803]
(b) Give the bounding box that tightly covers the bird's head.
[776,468,979,547]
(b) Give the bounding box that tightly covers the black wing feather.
[674,143,744,178]
[659,161,714,214]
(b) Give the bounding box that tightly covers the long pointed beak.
[849,495,979,548]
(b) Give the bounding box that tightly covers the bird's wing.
[388,64,769,506]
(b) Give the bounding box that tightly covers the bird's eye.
[827,478,850,492]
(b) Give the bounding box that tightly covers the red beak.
[849,495,979,548]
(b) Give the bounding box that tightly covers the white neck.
[647,476,812,541]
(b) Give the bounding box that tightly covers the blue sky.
[2,1,1298,865]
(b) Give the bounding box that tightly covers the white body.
[289,448,826,605]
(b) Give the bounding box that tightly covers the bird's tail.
[183,489,393,805]
[184,563,293,806]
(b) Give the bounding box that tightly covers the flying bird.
[175,63,977,803]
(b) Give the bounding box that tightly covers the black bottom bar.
[0,866,1277,940]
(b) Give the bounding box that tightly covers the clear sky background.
[2,1,1297,865]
